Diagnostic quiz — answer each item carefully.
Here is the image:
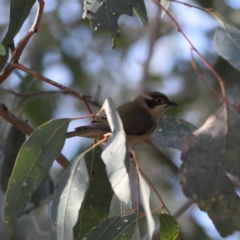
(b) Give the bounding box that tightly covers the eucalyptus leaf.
[213,14,240,71]
[73,147,113,239]
[180,106,240,237]
[83,213,138,240]
[4,118,70,235]
[108,194,133,218]
[51,151,89,240]
[150,115,197,150]
[82,0,148,49]
[101,98,131,205]
[0,0,36,71]
[159,214,179,240]
[1,126,25,193]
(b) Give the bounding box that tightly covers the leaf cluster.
[1,0,240,240]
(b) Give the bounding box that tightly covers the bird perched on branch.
[67,91,178,146]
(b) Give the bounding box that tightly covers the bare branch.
[172,199,194,219]
[13,63,94,115]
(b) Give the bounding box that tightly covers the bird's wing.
[117,102,155,135]
[75,116,111,133]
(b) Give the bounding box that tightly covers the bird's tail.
[66,126,107,140]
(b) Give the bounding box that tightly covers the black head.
[142,91,178,109]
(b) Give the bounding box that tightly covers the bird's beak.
[168,101,178,106]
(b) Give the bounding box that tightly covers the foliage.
[82,0,148,48]
[0,0,240,240]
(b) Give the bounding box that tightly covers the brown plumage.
[67,91,177,146]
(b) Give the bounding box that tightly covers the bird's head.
[137,91,178,119]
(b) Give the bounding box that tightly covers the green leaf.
[160,0,171,18]
[150,115,197,150]
[101,98,131,205]
[73,147,113,239]
[51,151,90,240]
[180,106,240,237]
[83,213,138,240]
[1,126,25,193]
[82,0,148,49]
[4,118,70,235]
[212,13,240,71]
[0,0,36,71]
[159,214,179,240]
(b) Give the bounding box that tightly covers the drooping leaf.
[51,150,89,240]
[139,175,155,240]
[160,0,171,18]
[211,11,240,71]
[150,115,197,150]
[83,213,138,240]
[73,147,113,239]
[159,214,179,240]
[1,126,25,193]
[4,118,70,235]
[82,0,148,49]
[0,0,36,71]
[101,98,131,205]
[180,106,240,237]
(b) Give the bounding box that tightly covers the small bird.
[67,91,178,146]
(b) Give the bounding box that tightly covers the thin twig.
[152,0,228,106]
[191,52,240,113]
[13,63,93,115]
[13,63,83,99]
[0,87,101,109]
[131,149,171,214]
[172,199,194,219]
[0,103,70,169]
[153,0,230,167]
[0,88,70,98]
[139,168,171,215]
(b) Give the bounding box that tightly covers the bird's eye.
[156,98,163,103]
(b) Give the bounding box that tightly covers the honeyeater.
[67,91,178,146]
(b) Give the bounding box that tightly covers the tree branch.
[0,0,45,83]
[0,103,70,169]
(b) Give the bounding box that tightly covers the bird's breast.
[126,122,157,146]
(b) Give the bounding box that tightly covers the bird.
[67,91,178,146]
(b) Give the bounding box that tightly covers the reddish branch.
[0,0,45,83]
